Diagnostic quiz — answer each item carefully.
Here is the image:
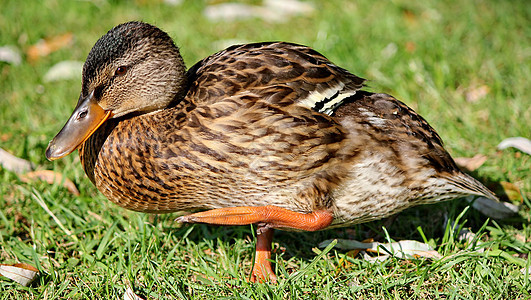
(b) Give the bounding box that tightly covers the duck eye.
[115,66,128,76]
[77,109,88,120]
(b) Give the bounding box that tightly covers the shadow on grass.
[152,186,527,267]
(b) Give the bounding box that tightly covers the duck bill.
[45,93,113,161]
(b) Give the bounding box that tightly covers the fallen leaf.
[421,9,442,22]
[454,154,488,172]
[497,137,531,155]
[457,228,476,243]
[403,10,418,25]
[163,0,183,5]
[319,239,441,260]
[124,286,145,300]
[26,33,73,63]
[465,85,490,103]
[405,41,416,53]
[381,43,398,59]
[19,170,80,196]
[499,181,523,202]
[87,210,105,223]
[477,109,490,122]
[362,252,389,263]
[0,148,34,174]
[43,60,83,82]
[514,233,529,243]
[265,0,314,16]
[0,263,38,286]
[204,3,263,22]
[0,45,22,65]
[521,266,531,275]
[212,39,250,51]
[0,134,10,142]
[204,0,314,23]
[466,195,519,219]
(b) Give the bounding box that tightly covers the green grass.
[1,0,530,298]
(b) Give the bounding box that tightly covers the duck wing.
[179,84,359,209]
[185,42,365,115]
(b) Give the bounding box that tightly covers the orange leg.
[252,226,276,283]
[177,206,334,282]
[176,206,333,231]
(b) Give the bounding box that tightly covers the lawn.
[0,0,529,299]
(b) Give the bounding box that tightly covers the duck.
[46,21,498,283]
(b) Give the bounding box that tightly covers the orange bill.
[45,93,112,161]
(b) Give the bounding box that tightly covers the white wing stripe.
[298,83,356,115]
[299,82,356,115]
[320,91,357,115]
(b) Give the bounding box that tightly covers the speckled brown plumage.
[48,21,497,282]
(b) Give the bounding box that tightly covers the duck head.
[46,21,186,160]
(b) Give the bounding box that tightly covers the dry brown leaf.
[124,286,146,300]
[405,41,416,53]
[454,154,488,172]
[204,0,314,23]
[403,10,418,25]
[43,60,83,82]
[163,0,183,5]
[319,239,441,260]
[497,137,531,155]
[459,229,476,243]
[0,148,34,174]
[362,252,390,263]
[499,181,522,202]
[514,233,528,243]
[0,263,38,286]
[0,134,11,142]
[87,210,105,222]
[477,109,490,122]
[466,85,490,103]
[19,170,80,196]
[26,33,73,63]
[0,45,22,65]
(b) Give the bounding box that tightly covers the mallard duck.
[46,21,497,283]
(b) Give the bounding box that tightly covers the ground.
[0,0,529,299]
